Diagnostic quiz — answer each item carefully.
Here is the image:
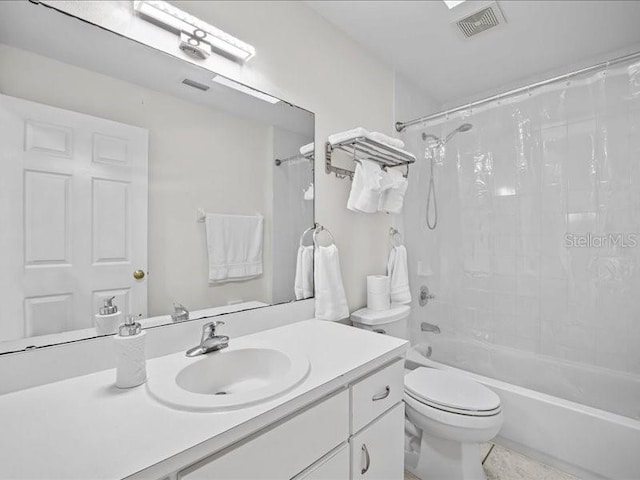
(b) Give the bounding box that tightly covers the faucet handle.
[201,320,225,340]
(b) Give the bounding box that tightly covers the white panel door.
[0,94,148,341]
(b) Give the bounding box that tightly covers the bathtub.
[406,337,640,480]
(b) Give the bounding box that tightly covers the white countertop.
[0,320,407,479]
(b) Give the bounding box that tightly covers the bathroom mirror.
[0,2,315,354]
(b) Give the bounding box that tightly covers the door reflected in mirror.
[0,2,314,354]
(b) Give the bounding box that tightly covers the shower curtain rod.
[395,49,640,132]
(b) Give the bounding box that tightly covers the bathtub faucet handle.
[419,285,436,306]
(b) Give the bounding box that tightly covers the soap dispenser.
[114,314,146,389]
[95,296,122,336]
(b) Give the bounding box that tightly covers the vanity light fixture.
[443,0,467,8]
[133,0,256,62]
[212,76,280,104]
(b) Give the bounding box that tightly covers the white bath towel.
[294,245,314,300]
[205,213,263,283]
[299,142,314,155]
[387,245,411,304]
[347,159,383,213]
[369,131,405,149]
[378,168,408,214]
[315,245,349,321]
[328,127,369,145]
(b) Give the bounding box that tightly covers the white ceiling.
[307,0,640,106]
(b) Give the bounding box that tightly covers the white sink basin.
[147,345,310,411]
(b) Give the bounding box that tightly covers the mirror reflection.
[0,2,314,354]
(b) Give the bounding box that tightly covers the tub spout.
[421,322,440,334]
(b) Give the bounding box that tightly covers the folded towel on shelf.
[369,132,405,149]
[378,168,408,214]
[315,244,349,321]
[328,127,370,146]
[205,213,263,283]
[294,245,314,300]
[347,159,384,213]
[387,245,412,304]
[299,142,314,155]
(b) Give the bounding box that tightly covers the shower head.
[443,123,473,144]
[422,123,473,146]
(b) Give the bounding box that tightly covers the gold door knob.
[133,270,145,280]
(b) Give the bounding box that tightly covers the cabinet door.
[294,443,350,480]
[179,390,348,480]
[350,403,404,480]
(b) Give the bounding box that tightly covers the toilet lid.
[404,368,501,414]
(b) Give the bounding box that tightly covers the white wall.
[394,73,441,128]
[0,44,274,317]
[45,0,397,311]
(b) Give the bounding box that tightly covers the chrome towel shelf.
[325,136,415,180]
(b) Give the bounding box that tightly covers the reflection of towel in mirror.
[299,142,314,155]
[295,245,314,300]
[315,245,349,321]
[303,182,314,201]
[347,159,383,213]
[387,245,411,304]
[205,213,263,283]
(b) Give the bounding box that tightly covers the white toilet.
[351,305,503,480]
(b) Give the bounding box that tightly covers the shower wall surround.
[402,58,640,412]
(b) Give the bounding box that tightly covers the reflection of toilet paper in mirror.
[367,275,390,310]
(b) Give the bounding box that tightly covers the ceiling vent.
[454,1,506,39]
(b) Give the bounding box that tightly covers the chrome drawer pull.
[372,386,390,401]
[361,444,371,474]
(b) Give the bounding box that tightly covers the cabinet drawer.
[178,389,349,480]
[293,443,350,480]
[350,358,404,433]
[350,403,405,480]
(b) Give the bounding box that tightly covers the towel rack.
[325,137,415,180]
[312,222,336,246]
[299,224,315,247]
[275,151,314,166]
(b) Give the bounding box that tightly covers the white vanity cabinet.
[170,358,405,480]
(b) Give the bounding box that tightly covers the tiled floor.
[404,443,579,480]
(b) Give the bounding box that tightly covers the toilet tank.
[350,304,410,339]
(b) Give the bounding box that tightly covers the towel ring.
[313,223,336,246]
[390,227,402,247]
[299,225,315,247]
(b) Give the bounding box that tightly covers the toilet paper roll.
[367,291,390,311]
[367,275,390,294]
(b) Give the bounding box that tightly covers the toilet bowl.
[351,305,503,480]
[404,367,503,480]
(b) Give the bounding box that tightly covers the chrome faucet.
[421,322,441,334]
[171,303,189,322]
[186,321,229,357]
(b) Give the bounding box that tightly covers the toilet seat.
[404,368,501,417]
